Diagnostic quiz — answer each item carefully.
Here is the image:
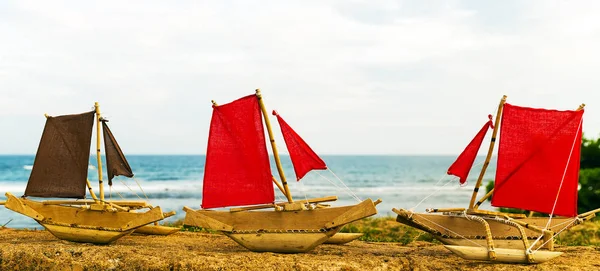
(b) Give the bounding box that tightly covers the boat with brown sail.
[4,103,175,244]
[183,89,380,253]
[393,95,600,263]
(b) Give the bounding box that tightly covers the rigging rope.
[328,169,362,201]
[132,176,150,201]
[120,179,144,201]
[409,177,455,212]
[315,171,361,202]
[528,118,583,252]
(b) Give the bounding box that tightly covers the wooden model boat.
[394,95,599,263]
[4,103,175,244]
[183,89,380,253]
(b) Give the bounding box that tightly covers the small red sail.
[202,95,274,209]
[492,104,583,217]
[447,115,494,184]
[273,111,327,181]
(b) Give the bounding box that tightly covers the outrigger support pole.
[469,95,507,210]
[256,89,294,203]
[94,102,105,202]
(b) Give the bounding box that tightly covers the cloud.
[0,0,599,154]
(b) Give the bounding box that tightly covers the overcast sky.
[1,0,599,155]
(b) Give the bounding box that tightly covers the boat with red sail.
[394,95,600,263]
[183,89,380,253]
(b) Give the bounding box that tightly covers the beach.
[1,228,599,271]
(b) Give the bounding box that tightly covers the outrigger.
[394,95,600,263]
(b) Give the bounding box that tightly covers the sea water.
[0,155,497,229]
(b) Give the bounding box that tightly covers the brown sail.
[24,111,95,198]
[102,121,133,186]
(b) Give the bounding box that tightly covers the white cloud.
[0,0,599,154]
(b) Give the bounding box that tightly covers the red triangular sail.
[492,103,583,217]
[273,111,327,181]
[447,115,493,184]
[202,95,274,209]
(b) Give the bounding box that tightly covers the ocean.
[0,155,497,229]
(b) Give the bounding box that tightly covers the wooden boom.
[229,196,338,212]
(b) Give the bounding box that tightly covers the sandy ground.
[1,229,599,271]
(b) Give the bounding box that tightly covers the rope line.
[315,171,361,202]
[327,169,362,202]
[410,177,455,211]
[132,176,150,201]
[528,117,583,252]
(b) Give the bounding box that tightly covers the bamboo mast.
[94,102,105,202]
[256,89,293,203]
[469,95,507,210]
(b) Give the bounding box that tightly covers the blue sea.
[0,155,497,229]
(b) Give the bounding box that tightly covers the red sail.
[492,104,583,217]
[273,111,327,181]
[447,116,493,184]
[201,95,274,209]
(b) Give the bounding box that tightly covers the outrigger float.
[4,103,176,244]
[183,89,380,253]
[394,95,600,263]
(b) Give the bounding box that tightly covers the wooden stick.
[467,208,526,218]
[255,89,293,203]
[85,179,101,203]
[469,95,507,209]
[94,102,105,202]
[272,176,286,195]
[474,188,494,208]
[0,201,5,205]
[426,208,466,213]
[578,207,600,219]
[229,195,338,212]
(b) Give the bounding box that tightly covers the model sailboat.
[394,95,600,263]
[183,89,379,253]
[4,103,174,244]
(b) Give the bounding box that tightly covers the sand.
[0,229,599,271]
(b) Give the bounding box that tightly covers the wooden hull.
[394,209,576,250]
[4,193,166,244]
[445,245,563,263]
[394,208,579,264]
[42,223,134,244]
[183,198,378,253]
[226,232,337,253]
[324,233,363,244]
[134,225,180,236]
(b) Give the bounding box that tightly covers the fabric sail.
[492,103,583,217]
[102,121,134,186]
[447,115,493,184]
[202,95,274,209]
[24,111,95,198]
[273,111,327,181]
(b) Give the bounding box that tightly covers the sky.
[1,0,599,155]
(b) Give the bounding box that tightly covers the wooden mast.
[94,102,105,202]
[256,89,294,203]
[469,95,507,210]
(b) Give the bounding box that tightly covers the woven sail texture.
[273,111,326,181]
[24,111,95,198]
[102,121,134,186]
[447,116,493,184]
[202,95,274,209]
[492,104,583,217]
